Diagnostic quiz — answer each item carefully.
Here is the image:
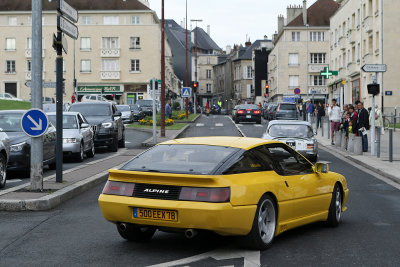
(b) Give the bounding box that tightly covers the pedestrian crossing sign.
[181,87,191,98]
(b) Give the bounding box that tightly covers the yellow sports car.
[98,136,348,249]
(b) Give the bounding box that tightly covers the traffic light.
[367,83,380,96]
[192,81,199,93]
[265,84,269,94]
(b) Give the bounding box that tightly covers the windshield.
[268,124,313,138]
[48,115,78,129]
[69,104,111,116]
[0,113,23,132]
[117,105,130,112]
[121,144,239,175]
[130,104,140,111]
[137,100,153,107]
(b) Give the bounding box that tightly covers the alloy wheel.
[258,198,276,244]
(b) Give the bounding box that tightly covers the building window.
[102,37,119,49]
[310,32,325,42]
[6,60,16,73]
[247,67,252,79]
[131,16,141,24]
[289,75,299,87]
[130,59,140,72]
[81,16,91,25]
[80,60,91,72]
[63,60,66,72]
[27,37,32,49]
[311,75,325,86]
[206,69,212,79]
[130,37,141,49]
[310,53,326,64]
[103,16,119,25]
[291,32,300,42]
[206,84,212,92]
[6,38,16,51]
[80,37,91,51]
[102,59,119,71]
[207,57,211,64]
[27,60,32,71]
[289,53,299,65]
[8,16,17,26]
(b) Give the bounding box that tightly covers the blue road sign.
[385,91,393,96]
[294,88,300,95]
[21,109,49,137]
[182,87,191,98]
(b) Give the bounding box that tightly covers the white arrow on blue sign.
[181,87,191,98]
[21,109,49,137]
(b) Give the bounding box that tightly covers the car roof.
[160,136,279,150]
[0,110,25,114]
[268,120,312,126]
[71,101,111,106]
[47,111,80,116]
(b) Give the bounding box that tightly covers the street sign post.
[61,34,68,54]
[58,0,78,23]
[57,15,78,40]
[361,64,387,72]
[181,87,191,98]
[385,91,393,96]
[21,109,49,137]
[294,88,300,95]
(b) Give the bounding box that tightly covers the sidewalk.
[314,117,400,183]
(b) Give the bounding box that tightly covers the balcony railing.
[101,71,120,80]
[25,49,45,58]
[100,48,120,57]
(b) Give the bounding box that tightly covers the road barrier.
[354,136,363,155]
[334,131,342,148]
[340,133,347,151]
[377,127,381,158]
[389,129,393,162]
[347,133,355,153]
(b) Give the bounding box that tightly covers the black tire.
[75,143,84,162]
[109,136,118,152]
[118,131,125,148]
[309,155,318,162]
[235,119,239,124]
[245,194,277,250]
[256,119,262,124]
[86,141,95,158]
[0,154,7,189]
[117,223,156,242]
[326,184,342,227]
[48,161,56,170]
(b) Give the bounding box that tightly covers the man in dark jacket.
[357,101,370,152]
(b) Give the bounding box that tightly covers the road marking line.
[196,123,205,127]
[237,124,243,126]
[227,117,246,137]
[215,123,223,127]
[254,125,263,127]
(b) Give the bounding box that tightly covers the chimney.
[277,15,284,33]
[303,0,308,25]
[287,4,303,25]
[226,45,232,54]
[207,25,210,36]
[245,40,252,47]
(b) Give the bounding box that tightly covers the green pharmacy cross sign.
[320,66,338,79]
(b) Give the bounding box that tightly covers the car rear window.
[69,104,111,116]
[238,104,258,110]
[117,105,130,111]
[121,144,239,175]
[279,104,297,110]
[137,100,153,107]
[268,124,313,138]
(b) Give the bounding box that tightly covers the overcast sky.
[150,0,317,49]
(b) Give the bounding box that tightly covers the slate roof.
[0,0,150,11]
[165,19,193,49]
[237,40,272,60]
[287,0,339,27]
[192,27,221,52]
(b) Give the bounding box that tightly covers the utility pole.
[160,0,166,137]
[381,0,384,113]
[191,19,203,115]
[56,3,64,183]
[185,0,189,119]
[31,0,43,190]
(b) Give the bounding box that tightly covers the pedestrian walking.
[369,104,383,142]
[356,101,370,152]
[316,102,325,134]
[306,99,313,123]
[165,99,172,119]
[71,92,77,104]
[328,99,341,145]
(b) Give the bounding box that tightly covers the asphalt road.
[4,128,151,190]
[1,116,399,266]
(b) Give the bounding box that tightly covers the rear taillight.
[102,181,135,196]
[276,104,280,112]
[179,187,230,203]
[237,110,245,114]
[254,110,261,114]
[307,144,314,149]
[246,109,252,111]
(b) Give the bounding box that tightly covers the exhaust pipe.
[184,229,197,239]
[118,223,127,232]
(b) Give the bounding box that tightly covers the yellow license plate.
[133,208,178,222]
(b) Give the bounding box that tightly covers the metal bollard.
[322,117,324,137]
[341,132,347,150]
[389,129,393,162]
[354,136,363,155]
[335,131,342,148]
[328,120,330,140]
[347,133,355,153]
[377,127,381,158]
[394,108,397,132]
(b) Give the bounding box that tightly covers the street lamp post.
[191,19,202,115]
[185,0,188,119]
[160,0,166,137]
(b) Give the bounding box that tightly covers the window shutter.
[243,66,247,79]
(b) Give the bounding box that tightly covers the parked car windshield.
[116,105,130,112]
[268,124,313,138]
[121,144,239,175]
[48,115,78,129]
[69,104,111,116]
[0,113,22,132]
[130,104,140,111]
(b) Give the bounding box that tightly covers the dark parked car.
[0,110,56,175]
[0,132,10,188]
[275,102,299,120]
[265,103,278,120]
[136,99,155,116]
[69,102,125,152]
[129,104,145,121]
[232,104,262,124]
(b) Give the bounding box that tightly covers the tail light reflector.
[307,144,314,149]
[102,181,135,196]
[179,187,230,203]
[237,110,245,114]
[254,110,261,114]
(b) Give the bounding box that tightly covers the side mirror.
[81,123,89,128]
[315,162,330,173]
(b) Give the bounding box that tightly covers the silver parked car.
[47,112,95,162]
[262,120,318,162]
[116,105,134,123]
[0,132,10,189]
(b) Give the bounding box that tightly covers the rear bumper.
[63,142,81,154]
[236,115,261,122]
[98,194,256,236]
